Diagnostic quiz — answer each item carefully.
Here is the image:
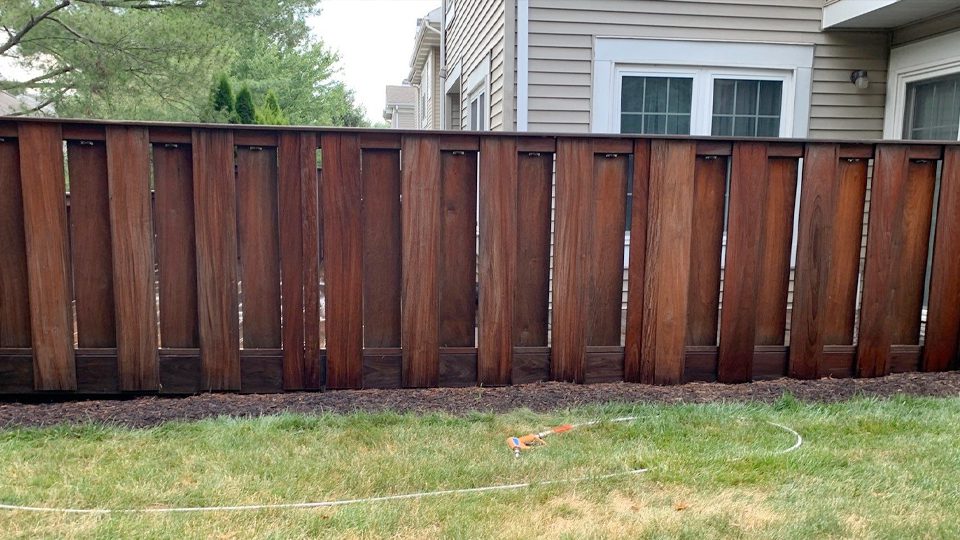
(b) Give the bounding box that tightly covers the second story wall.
[447,0,510,130]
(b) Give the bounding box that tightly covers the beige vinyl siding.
[526,0,890,139]
[892,8,960,46]
[418,51,442,129]
[447,0,507,130]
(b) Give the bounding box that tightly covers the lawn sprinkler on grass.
[507,416,641,458]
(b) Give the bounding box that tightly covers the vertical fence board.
[68,141,116,348]
[236,146,281,348]
[192,129,240,390]
[478,138,516,384]
[823,158,868,345]
[789,144,839,379]
[686,155,726,346]
[106,127,158,390]
[624,140,650,382]
[402,135,441,387]
[441,149,479,348]
[361,149,402,348]
[552,139,593,382]
[755,158,798,346]
[889,159,936,343]
[278,133,313,389]
[641,140,696,384]
[588,153,628,347]
[321,133,364,389]
[154,144,199,348]
[924,147,960,371]
[303,137,322,388]
[857,145,936,378]
[18,123,76,390]
[718,142,770,383]
[0,139,31,347]
[514,151,553,348]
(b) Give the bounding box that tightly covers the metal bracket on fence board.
[912,159,929,164]
[451,150,465,156]
[704,155,719,160]
[79,140,95,146]
[527,152,541,157]
[164,143,179,149]
[249,146,263,152]
[846,158,861,163]
[604,153,618,159]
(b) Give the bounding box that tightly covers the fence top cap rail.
[2,116,959,146]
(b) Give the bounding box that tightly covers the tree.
[234,85,255,124]
[205,74,234,122]
[1,0,369,126]
[256,90,287,125]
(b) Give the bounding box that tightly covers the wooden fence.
[0,118,958,394]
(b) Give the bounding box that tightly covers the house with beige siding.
[383,85,418,129]
[396,0,960,142]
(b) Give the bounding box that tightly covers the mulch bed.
[1,371,959,428]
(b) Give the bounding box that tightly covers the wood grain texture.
[236,146,281,348]
[303,138,322,388]
[67,140,116,348]
[641,140,696,385]
[514,151,553,348]
[401,135,441,387]
[924,147,960,371]
[154,143,199,348]
[857,145,936,378]
[588,152,628,346]
[718,143,770,383]
[191,129,240,390]
[478,138,515,384]
[789,144,838,379]
[361,149,402,348]
[685,155,726,347]
[755,158,798,346]
[624,140,650,382]
[105,126,158,390]
[18,122,76,390]
[551,138,592,382]
[277,132,314,389]
[441,150,479,348]
[0,139,32,347]
[823,158,868,345]
[321,133,364,389]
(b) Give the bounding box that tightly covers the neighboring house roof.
[383,85,417,121]
[0,89,51,116]
[407,7,441,85]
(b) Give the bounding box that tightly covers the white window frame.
[465,54,490,131]
[884,29,960,140]
[593,38,813,137]
[614,67,792,136]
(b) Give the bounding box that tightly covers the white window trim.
[466,54,491,131]
[884,29,960,140]
[592,38,813,137]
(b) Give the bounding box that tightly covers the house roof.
[407,7,441,85]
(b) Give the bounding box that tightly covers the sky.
[310,0,440,125]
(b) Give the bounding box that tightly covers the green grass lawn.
[0,395,958,539]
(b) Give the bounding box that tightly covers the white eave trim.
[822,0,900,29]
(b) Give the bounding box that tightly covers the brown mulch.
[1,371,958,429]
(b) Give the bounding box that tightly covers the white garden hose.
[0,418,802,514]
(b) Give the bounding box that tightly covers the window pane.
[713,79,735,114]
[734,80,759,116]
[621,77,645,113]
[712,78,783,137]
[905,74,960,140]
[670,77,693,114]
[620,76,693,135]
[621,114,643,134]
[758,81,782,115]
[644,78,668,113]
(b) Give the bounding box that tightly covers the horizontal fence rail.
[0,118,958,394]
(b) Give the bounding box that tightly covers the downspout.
[517,0,529,131]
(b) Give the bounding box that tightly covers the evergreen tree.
[207,74,235,122]
[256,90,288,125]
[235,85,256,124]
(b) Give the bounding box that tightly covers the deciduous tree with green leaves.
[1,0,369,126]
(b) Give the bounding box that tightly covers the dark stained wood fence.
[0,118,958,394]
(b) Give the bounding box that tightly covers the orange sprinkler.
[506,424,574,458]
